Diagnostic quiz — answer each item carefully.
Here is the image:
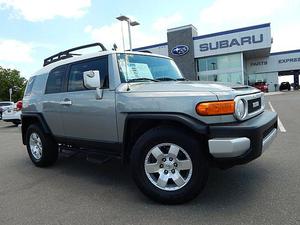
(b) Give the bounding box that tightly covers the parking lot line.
[268,101,287,133]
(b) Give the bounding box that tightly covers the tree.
[0,66,27,102]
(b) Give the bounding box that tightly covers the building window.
[196,53,243,84]
[197,53,241,72]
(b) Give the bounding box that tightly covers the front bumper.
[208,111,278,167]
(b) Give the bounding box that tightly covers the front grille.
[234,92,264,121]
[248,98,261,114]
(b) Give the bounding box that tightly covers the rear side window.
[45,66,66,94]
[68,57,109,92]
[24,76,36,96]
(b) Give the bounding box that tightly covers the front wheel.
[130,127,208,204]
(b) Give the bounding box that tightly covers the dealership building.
[133,23,300,91]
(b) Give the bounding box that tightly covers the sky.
[1,0,300,79]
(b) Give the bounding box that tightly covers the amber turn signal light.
[196,100,235,116]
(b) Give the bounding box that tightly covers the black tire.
[13,121,21,126]
[130,126,209,204]
[26,124,58,167]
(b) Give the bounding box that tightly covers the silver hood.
[117,81,260,99]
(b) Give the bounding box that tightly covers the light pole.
[9,88,12,102]
[116,15,140,51]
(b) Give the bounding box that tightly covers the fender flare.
[21,112,52,145]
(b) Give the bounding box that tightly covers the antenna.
[124,51,130,91]
[120,17,130,91]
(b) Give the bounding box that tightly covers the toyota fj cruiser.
[22,43,278,204]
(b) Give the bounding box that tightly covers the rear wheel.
[130,127,208,204]
[26,124,58,167]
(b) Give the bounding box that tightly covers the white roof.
[33,50,171,76]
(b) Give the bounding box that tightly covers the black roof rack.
[43,42,107,67]
[139,50,152,53]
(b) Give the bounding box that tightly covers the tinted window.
[24,76,36,96]
[68,57,108,92]
[45,66,66,94]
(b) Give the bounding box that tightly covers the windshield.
[117,53,184,82]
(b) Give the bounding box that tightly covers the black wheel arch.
[122,113,208,163]
[21,112,52,145]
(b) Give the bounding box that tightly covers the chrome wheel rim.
[29,132,43,160]
[144,143,193,191]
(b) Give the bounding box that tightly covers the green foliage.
[0,66,27,102]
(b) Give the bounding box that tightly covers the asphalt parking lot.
[0,92,299,225]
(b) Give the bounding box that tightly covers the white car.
[2,101,22,125]
[0,101,14,120]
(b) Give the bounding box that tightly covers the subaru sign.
[199,34,264,52]
[193,25,271,58]
[171,45,189,56]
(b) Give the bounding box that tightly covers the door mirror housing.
[83,70,101,89]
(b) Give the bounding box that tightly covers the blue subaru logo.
[171,45,189,56]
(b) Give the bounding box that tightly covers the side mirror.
[83,70,101,89]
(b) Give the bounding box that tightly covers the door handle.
[60,99,72,105]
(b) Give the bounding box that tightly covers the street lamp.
[9,86,19,102]
[116,15,140,51]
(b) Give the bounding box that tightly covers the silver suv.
[22,43,278,204]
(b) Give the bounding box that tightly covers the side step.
[59,145,113,165]
[86,154,112,165]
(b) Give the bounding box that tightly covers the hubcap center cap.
[164,161,174,170]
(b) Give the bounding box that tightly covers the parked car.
[254,81,269,92]
[279,82,291,91]
[0,101,14,120]
[21,43,278,204]
[2,100,22,125]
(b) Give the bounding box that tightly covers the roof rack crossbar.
[43,42,107,67]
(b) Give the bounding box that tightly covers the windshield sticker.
[120,61,153,80]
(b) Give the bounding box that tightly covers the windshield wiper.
[156,77,176,81]
[155,77,188,81]
[127,77,158,83]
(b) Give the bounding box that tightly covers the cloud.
[84,21,163,50]
[84,13,185,50]
[152,13,183,31]
[199,0,285,28]
[198,0,300,51]
[271,24,300,52]
[0,39,33,62]
[0,0,91,22]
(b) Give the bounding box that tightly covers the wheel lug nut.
[162,158,166,162]
[159,164,164,168]
[164,170,168,174]
[171,169,175,174]
[169,157,173,161]
[174,163,177,167]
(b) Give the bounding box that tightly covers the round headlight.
[235,99,246,120]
